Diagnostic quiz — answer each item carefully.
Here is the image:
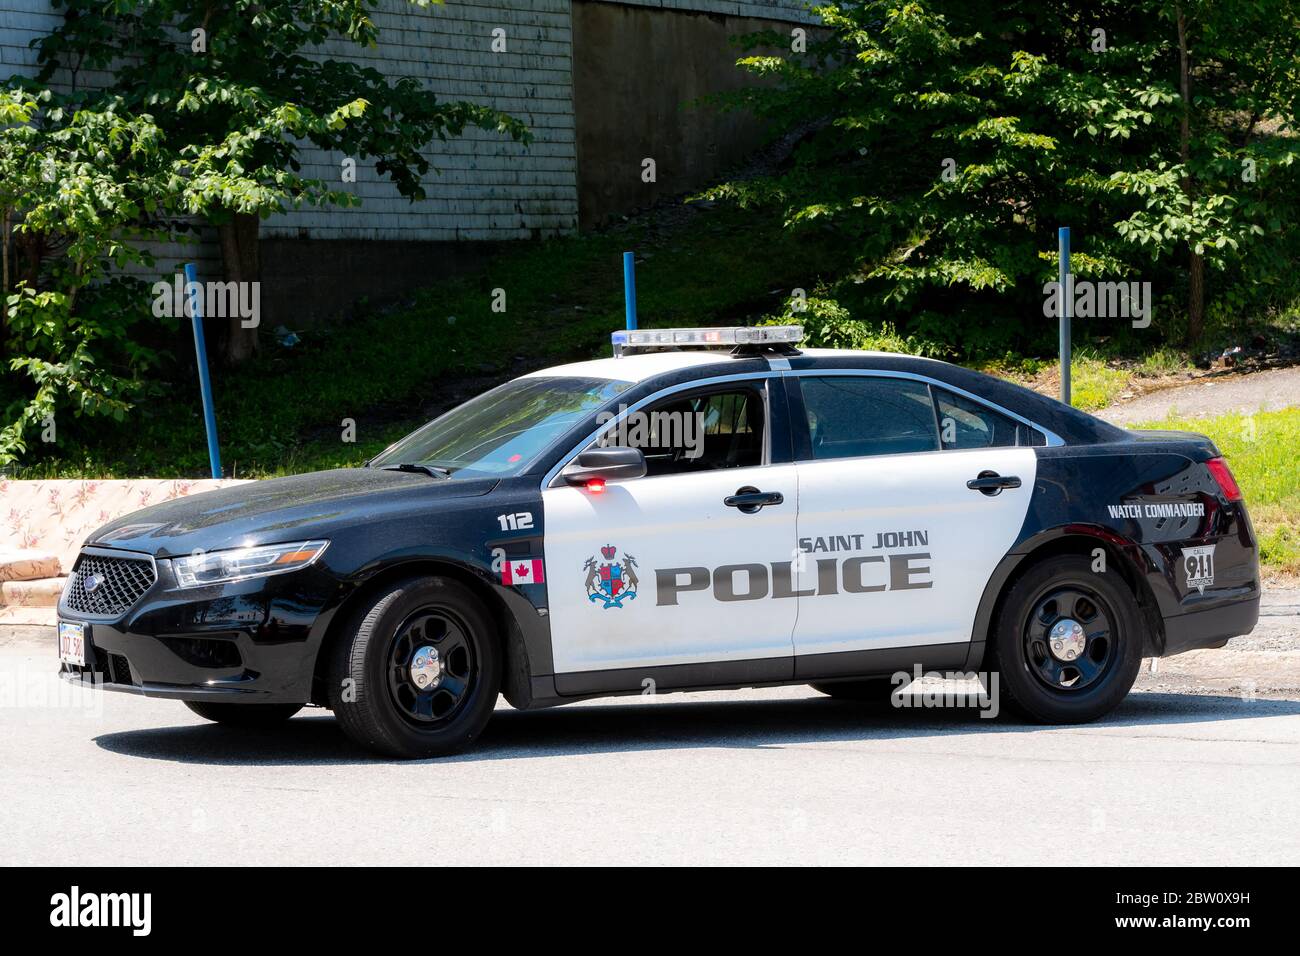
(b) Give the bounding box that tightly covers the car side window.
[934,388,1021,449]
[597,386,765,477]
[800,376,938,459]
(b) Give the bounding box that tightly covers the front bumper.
[57,623,313,701]
[57,550,342,704]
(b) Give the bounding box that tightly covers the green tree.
[713,0,1300,350]
[36,0,528,363]
[1146,1,1300,339]
[0,89,176,464]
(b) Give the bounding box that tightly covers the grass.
[9,202,852,478]
[982,346,1194,412]
[1130,407,1300,575]
[1134,345,1190,378]
[1067,350,1134,411]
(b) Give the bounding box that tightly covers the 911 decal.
[1183,544,1216,593]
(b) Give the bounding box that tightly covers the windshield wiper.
[380,462,452,479]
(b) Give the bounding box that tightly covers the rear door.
[788,373,1037,662]
[542,377,800,680]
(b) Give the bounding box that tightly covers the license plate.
[58,621,86,667]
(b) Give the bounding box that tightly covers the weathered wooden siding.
[4,0,815,317]
[275,0,580,241]
[2,0,580,243]
[595,0,820,24]
[3,0,814,244]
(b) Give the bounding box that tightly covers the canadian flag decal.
[501,558,545,586]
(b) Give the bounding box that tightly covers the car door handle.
[724,487,784,513]
[967,471,1022,496]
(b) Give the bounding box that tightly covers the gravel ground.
[1134,587,1300,699]
[1095,365,1300,426]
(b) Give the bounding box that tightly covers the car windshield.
[368,375,632,479]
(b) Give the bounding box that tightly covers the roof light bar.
[611,325,804,355]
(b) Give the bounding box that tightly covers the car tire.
[328,575,500,759]
[809,678,899,704]
[986,555,1143,724]
[184,701,303,724]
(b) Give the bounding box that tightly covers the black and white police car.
[57,326,1260,757]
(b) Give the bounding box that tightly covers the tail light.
[1205,457,1242,501]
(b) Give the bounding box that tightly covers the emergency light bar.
[611,325,804,356]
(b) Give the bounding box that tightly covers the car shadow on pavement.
[91,690,1300,766]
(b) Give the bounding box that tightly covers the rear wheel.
[986,555,1143,723]
[184,701,302,725]
[809,678,899,705]
[328,575,500,758]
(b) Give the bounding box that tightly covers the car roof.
[522,346,1126,446]
[522,348,920,384]
[521,350,732,383]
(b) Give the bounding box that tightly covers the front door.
[542,381,799,679]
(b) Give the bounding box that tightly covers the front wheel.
[328,575,500,758]
[986,555,1144,723]
[184,701,302,725]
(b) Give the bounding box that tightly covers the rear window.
[800,376,939,459]
[933,388,1021,449]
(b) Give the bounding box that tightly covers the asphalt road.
[1095,365,1300,426]
[3,624,1298,867]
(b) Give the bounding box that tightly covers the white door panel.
[543,465,799,673]
[793,448,1036,656]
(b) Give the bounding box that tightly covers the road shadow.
[92,689,1300,767]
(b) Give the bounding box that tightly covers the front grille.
[162,636,242,669]
[65,553,156,616]
[108,653,133,685]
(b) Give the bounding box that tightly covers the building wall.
[2,0,815,318]
[586,0,817,23]
[2,0,580,244]
[275,0,580,243]
[571,0,809,228]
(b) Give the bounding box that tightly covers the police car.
[57,327,1261,757]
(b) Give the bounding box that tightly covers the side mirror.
[561,446,647,486]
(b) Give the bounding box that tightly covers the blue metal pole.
[184,262,222,478]
[622,251,637,330]
[1058,227,1071,406]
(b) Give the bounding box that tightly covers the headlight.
[171,540,329,588]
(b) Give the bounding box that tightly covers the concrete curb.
[1,624,55,645]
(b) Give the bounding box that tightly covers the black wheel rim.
[1023,584,1117,692]
[385,607,477,727]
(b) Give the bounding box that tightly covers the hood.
[86,468,498,558]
